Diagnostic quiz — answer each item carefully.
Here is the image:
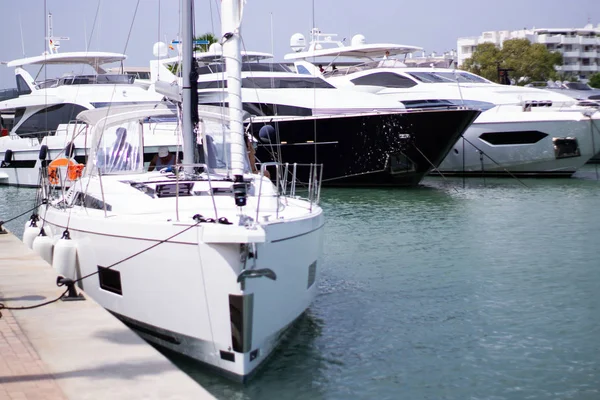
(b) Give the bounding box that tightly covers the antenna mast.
[45,13,70,54]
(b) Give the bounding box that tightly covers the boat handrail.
[257,162,323,220]
[322,59,407,77]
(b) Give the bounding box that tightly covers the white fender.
[32,230,54,265]
[23,224,41,249]
[53,237,78,280]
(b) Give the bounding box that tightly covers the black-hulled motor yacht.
[151,49,480,186]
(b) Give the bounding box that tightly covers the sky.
[0,0,598,87]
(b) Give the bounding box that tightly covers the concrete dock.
[0,231,214,400]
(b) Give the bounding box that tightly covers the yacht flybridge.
[30,0,324,381]
[152,42,480,186]
[0,32,163,187]
[286,29,600,177]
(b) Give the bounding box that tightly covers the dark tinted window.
[243,103,312,116]
[196,62,291,75]
[243,77,334,89]
[407,72,453,83]
[15,103,88,138]
[434,72,490,83]
[565,82,591,90]
[16,75,32,95]
[479,131,548,145]
[198,80,227,89]
[198,77,332,89]
[351,72,417,88]
[13,108,26,128]
[0,88,19,102]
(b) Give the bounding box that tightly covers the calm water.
[2,167,600,399]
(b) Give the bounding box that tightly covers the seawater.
[2,167,599,400]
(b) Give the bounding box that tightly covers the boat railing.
[323,59,406,77]
[258,162,323,215]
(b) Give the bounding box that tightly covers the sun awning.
[7,52,127,73]
[285,43,422,60]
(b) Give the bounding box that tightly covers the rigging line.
[0,202,47,228]
[587,114,599,180]
[87,1,102,54]
[208,0,215,36]
[461,135,528,187]
[462,136,465,189]
[43,0,47,143]
[311,0,317,166]
[71,221,202,286]
[18,13,25,57]
[238,34,269,121]
[196,234,221,371]
[62,0,103,126]
[157,0,161,80]
[0,289,70,319]
[411,144,459,193]
[122,0,142,55]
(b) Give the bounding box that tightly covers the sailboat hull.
[40,206,324,381]
[252,108,479,186]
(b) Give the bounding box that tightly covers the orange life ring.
[48,158,85,185]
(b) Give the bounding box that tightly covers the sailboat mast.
[181,0,195,171]
[221,0,246,177]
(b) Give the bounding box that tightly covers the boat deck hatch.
[155,182,194,198]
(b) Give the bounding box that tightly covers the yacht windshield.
[36,74,134,89]
[565,82,592,90]
[201,120,251,174]
[94,121,144,174]
[407,72,454,83]
[433,71,491,83]
[196,62,292,75]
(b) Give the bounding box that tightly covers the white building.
[457,24,600,79]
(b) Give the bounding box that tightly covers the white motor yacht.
[31,0,324,381]
[287,29,600,177]
[151,46,480,186]
[0,32,164,187]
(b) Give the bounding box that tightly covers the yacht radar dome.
[351,34,366,46]
[208,42,223,53]
[153,42,168,58]
[290,33,306,52]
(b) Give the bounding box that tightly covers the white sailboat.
[31,0,324,381]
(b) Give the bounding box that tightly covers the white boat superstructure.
[32,0,324,381]
[0,27,164,187]
[286,29,600,176]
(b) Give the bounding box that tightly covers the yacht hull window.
[553,137,580,159]
[479,131,549,145]
[15,103,88,138]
